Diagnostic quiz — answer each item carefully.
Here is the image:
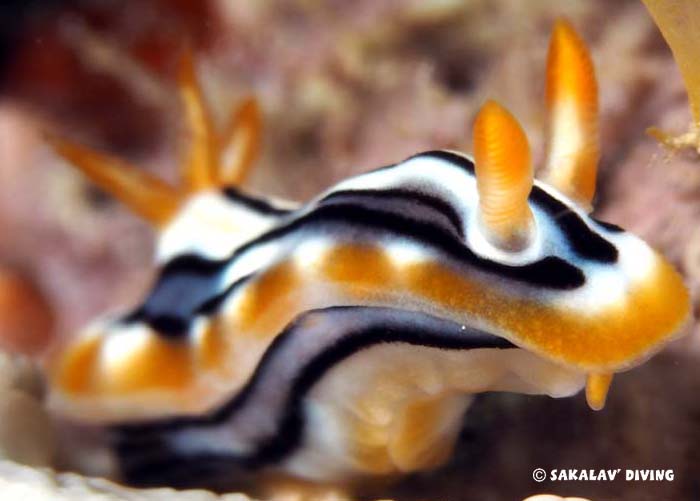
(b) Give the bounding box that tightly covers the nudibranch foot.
[111,307,585,488]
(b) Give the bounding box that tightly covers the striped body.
[48,151,687,486]
[44,20,690,490]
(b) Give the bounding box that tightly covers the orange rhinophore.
[543,18,599,207]
[46,137,181,226]
[473,100,534,250]
[50,50,264,229]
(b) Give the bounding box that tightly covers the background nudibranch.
[46,20,689,487]
[642,0,700,152]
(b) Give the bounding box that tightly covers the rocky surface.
[0,460,254,501]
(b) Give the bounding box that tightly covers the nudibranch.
[46,21,688,488]
[643,0,700,152]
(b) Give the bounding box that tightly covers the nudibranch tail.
[473,100,534,250]
[543,18,599,207]
[48,136,181,226]
[178,49,219,192]
[585,373,613,411]
[219,96,261,186]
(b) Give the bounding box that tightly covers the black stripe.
[591,217,624,233]
[196,274,253,315]
[221,186,293,216]
[320,187,465,238]
[412,151,619,263]
[411,150,475,174]
[124,254,228,337]
[125,149,615,338]
[529,189,618,263]
[115,306,516,487]
[124,192,585,336]
[264,202,584,288]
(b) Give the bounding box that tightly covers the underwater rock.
[0,460,255,501]
[0,387,53,467]
[523,496,592,501]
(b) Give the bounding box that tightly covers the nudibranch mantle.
[156,189,298,262]
[45,20,689,487]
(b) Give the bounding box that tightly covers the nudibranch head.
[47,51,296,420]
[43,19,689,484]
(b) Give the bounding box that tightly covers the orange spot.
[473,100,534,249]
[55,335,193,396]
[54,336,101,394]
[544,18,599,206]
[322,244,394,294]
[237,262,300,334]
[102,336,193,393]
[198,322,226,371]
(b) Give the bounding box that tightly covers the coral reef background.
[0,1,699,500]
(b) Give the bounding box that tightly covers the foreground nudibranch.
[46,21,689,488]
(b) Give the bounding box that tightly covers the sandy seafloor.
[0,1,699,500]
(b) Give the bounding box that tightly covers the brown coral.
[0,266,54,357]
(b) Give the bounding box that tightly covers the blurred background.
[0,1,699,500]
